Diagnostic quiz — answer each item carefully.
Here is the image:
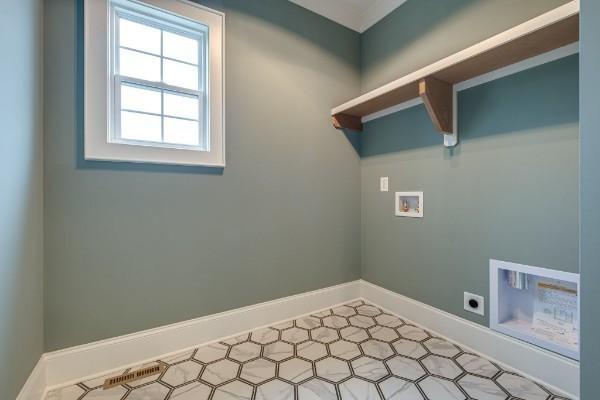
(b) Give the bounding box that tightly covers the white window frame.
[84,0,225,167]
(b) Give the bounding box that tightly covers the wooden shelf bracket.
[332,113,363,132]
[418,77,458,147]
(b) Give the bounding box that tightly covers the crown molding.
[289,0,407,33]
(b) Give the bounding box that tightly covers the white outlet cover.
[464,292,485,316]
[380,177,389,192]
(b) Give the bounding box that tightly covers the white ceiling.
[288,0,407,33]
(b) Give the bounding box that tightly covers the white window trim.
[84,0,225,167]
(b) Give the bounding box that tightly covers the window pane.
[121,84,161,114]
[119,18,161,55]
[163,31,199,64]
[163,92,199,120]
[163,59,198,90]
[164,117,200,146]
[119,48,161,82]
[121,111,162,142]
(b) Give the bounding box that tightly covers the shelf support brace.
[419,77,458,147]
[332,113,363,132]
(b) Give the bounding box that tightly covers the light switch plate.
[380,177,389,192]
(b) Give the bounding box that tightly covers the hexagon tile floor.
[46,300,570,400]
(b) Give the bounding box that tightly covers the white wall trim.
[43,281,360,389]
[360,279,580,399]
[16,357,47,400]
[288,0,407,33]
[19,279,579,399]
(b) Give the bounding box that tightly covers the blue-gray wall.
[361,0,569,92]
[44,0,361,350]
[579,0,600,397]
[0,0,44,398]
[360,0,578,327]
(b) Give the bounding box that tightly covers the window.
[84,0,224,166]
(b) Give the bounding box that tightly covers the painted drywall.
[0,0,44,398]
[360,0,571,92]
[44,0,361,350]
[579,0,600,396]
[361,55,579,326]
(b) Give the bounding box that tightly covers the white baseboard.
[16,357,47,400]
[43,280,361,389]
[360,279,579,399]
[19,279,579,399]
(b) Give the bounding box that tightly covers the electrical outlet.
[464,292,485,316]
[380,177,389,192]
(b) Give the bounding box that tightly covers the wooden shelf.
[331,1,579,142]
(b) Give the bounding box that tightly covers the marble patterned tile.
[297,340,327,361]
[361,340,394,360]
[356,305,382,317]
[392,339,427,359]
[322,315,349,329]
[250,328,279,344]
[298,378,337,400]
[263,341,294,361]
[349,315,376,328]
[311,309,332,318]
[193,343,228,363]
[424,338,461,357]
[351,356,389,381]
[339,377,382,400]
[386,356,426,381]
[330,340,361,360]
[212,380,253,400]
[81,386,128,400]
[295,316,321,330]
[340,326,369,343]
[271,321,294,330]
[162,350,195,365]
[379,376,424,400]
[222,334,251,346]
[240,358,276,384]
[279,358,313,383]
[332,305,357,317]
[281,327,309,344]
[169,382,211,400]
[369,326,399,342]
[418,376,466,400]
[229,342,261,362]
[45,301,569,400]
[255,379,294,400]
[455,353,499,378]
[160,360,202,387]
[315,357,351,383]
[126,382,170,400]
[421,355,463,379]
[458,374,508,400]
[375,314,404,328]
[200,359,239,385]
[310,327,339,344]
[397,325,429,341]
[496,373,551,400]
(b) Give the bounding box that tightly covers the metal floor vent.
[102,363,165,390]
